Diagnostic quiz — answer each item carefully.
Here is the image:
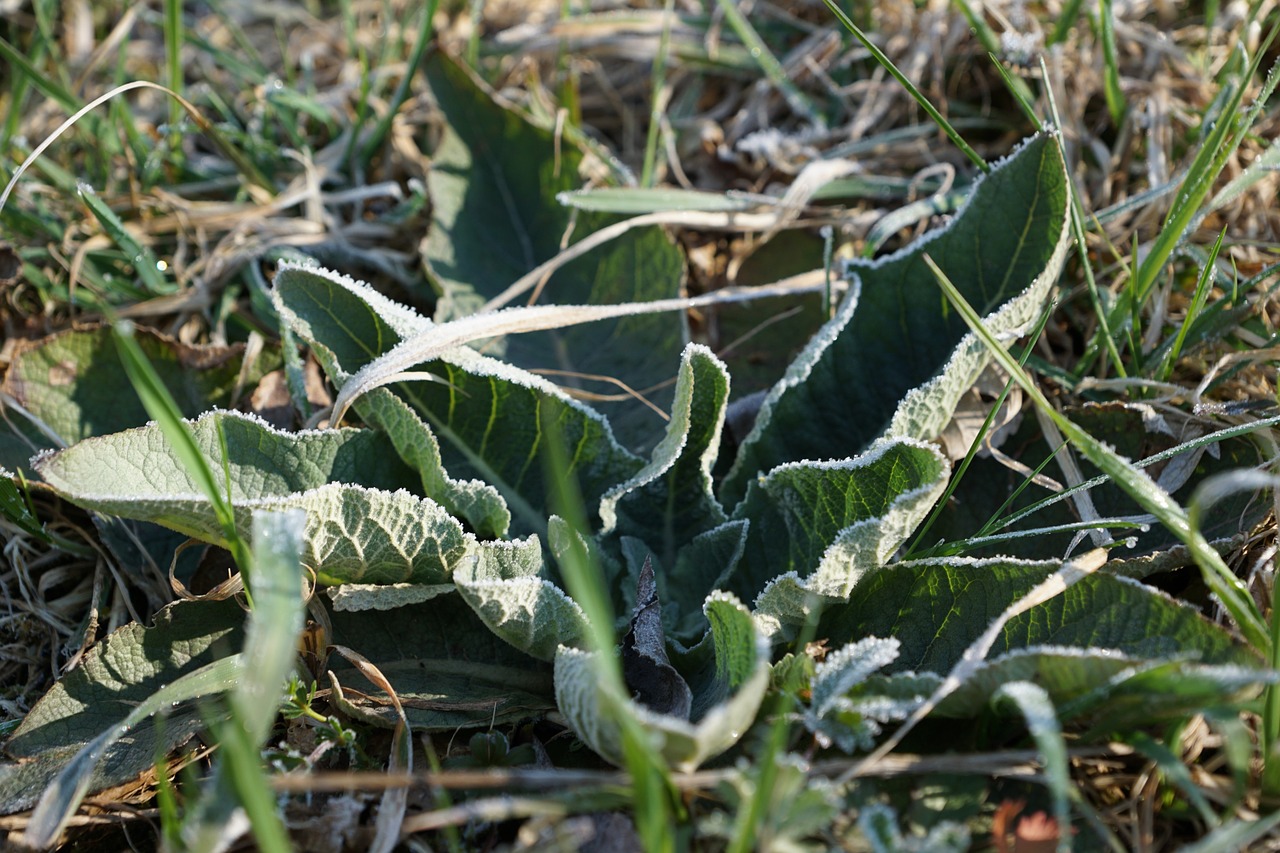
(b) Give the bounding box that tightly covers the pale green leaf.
[0,326,277,474]
[274,262,644,534]
[453,535,591,661]
[34,410,475,585]
[271,264,509,537]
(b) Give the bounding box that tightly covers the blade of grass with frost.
[112,321,253,589]
[925,254,1269,653]
[820,0,986,171]
[905,301,1054,559]
[993,683,1075,853]
[1189,469,1280,791]
[541,411,677,852]
[329,279,844,425]
[183,511,303,853]
[988,413,1280,535]
[22,655,245,849]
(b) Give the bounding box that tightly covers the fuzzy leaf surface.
[273,264,509,537]
[35,410,475,584]
[599,344,730,566]
[274,262,642,535]
[721,133,1070,506]
[0,599,244,814]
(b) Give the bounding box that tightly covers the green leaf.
[0,326,277,473]
[273,262,643,535]
[599,344,730,566]
[423,52,686,450]
[735,439,949,638]
[34,410,477,585]
[453,535,591,661]
[721,133,1070,506]
[0,598,245,815]
[815,557,1256,677]
[944,652,1274,725]
[24,656,245,848]
[554,591,769,772]
[325,591,556,731]
[272,264,510,537]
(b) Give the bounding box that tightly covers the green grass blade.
[925,253,1269,653]
[0,35,81,112]
[1048,0,1087,45]
[208,712,293,853]
[1158,228,1225,380]
[540,410,677,852]
[994,682,1073,853]
[76,185,171,294]
[640,0,676,187]
[1038,55,1127,379]
[1130,36,1278,310]
[164,0,184,153]
[359,0,439,170]
[1099,0,1126,126]
[820,0,987,171]
[990,53,1043,130]
[112,321,253,587]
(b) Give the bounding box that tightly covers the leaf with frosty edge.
[721,132,1071,507]
[34,410,477,585]
[273,263,509,538]
[555,591,768,771]
[273,262,643,537]
[598,344,730,570]
[423,51,686,451]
